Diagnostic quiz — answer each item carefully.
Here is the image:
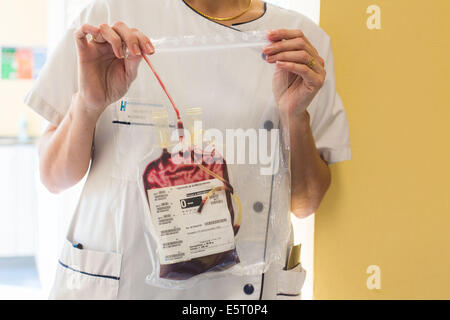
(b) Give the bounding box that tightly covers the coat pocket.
[50,239,122,300]
[276,263,306,300]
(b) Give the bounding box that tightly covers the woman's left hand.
[264,29,326,118]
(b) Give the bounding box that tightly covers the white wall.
[0,0,47,137]
[0,0,47,46]
[0,146,38,256]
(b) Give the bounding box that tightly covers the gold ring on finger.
[308,56,316,69]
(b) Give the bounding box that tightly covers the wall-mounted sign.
[1,47,17,80]
[32,48,47,79]
[1,46,46,80]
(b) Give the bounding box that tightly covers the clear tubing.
[152,110,170,149]
[185,107,203,148]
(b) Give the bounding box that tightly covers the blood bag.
[142,110,240,281]
[116,31,292,289]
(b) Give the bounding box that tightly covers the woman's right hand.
[74,22,155,121]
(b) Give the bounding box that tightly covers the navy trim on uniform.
[112,120,132,125]
[276,293,301,297]
[113,120,176,128]
[58,260,120,281]
[112,120,152,126]
[181,0,267,32]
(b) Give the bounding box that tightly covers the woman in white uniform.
[26,0,351,299]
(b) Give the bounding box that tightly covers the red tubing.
[142,54,182,123]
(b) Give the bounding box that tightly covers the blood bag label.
[147,179,235,265]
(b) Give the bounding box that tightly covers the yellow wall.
[316,0,450,299]
[0,0,47,137]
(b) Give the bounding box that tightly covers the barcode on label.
[163,240,183,249]
[156,204,171,213]
[161,227,181,236]
[165,253,185,261]
[205,218,227,226]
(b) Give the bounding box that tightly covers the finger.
[98,24,125,58]
[91,32,106,44]
[74,24,101,48]
[266,50,324,74]
[263,37,317,60]
[276,61,325,88]
[112,21,142,56]
[267,29,319,56]
[267,29,304,41]
[136,30,155,55]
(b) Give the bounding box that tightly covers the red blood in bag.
[143,149,240,280]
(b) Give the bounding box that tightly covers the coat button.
[253,201,264,213]
[243,284,254,295]
[264,120,274,131]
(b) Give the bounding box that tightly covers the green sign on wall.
[1,47,17,80]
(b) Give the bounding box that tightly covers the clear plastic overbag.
[111,31,292,289]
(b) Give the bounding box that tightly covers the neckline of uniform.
[181,0,269,32]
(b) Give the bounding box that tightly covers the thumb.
[272,67,291,101]
[125,55,142,82]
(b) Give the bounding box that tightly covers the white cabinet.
[0,143,38,257]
